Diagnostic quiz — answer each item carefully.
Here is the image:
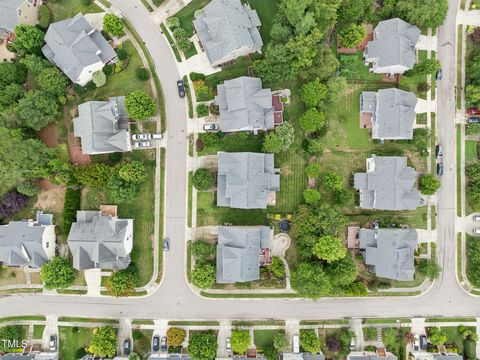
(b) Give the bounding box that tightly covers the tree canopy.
[125,91,157,120]
[395,0,448,28]
[37,67,68,97]
[301,78,328,107]
[262,122,295,153]
[106,269,137,296]
[192,262,216,289]
[188,332,217,360]
[103,14,124,36]
[192,168,214,191]
[300,329,321,353]
[118,161,147,184]
[312,235,347,263]
[303,188,321,204]
[299,108,325,133]
[339,24,366,49]
[17,90,59,130]
[40,257,75,289]
[88,326,117,358]
[291,262,332,298]
[231,330,250,354]
[419,173,441,195]
[12,25,45,55]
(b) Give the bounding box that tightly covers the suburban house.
[192,0,263,67]
[0,0,39,35]
[348,350,397,360]
[214,77,275,132]
[360,88,417,140]
[42,13,117,85]
[412,350,463,360]
[363,18,420,74]
[0,212,55,268]
[216,226,272,283]
[67,207,133,270]
[0,353,58,360]
[147,356,192,360]
[73,96,131,155]
[217,152,280,209]
[279,353,325,360]
[354,156,422,211]
[359,228,418,281]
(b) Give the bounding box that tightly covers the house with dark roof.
[216,226,272,283]
[193,0,263,67]
[359,228,418,281]
[360,88,417,140]
[0,212,55,268]
[42,13,116,85]
[354,156,422,211]
[67,210,133,270]
[214,77,275,132]
[217,152,280,209]
[363,18,420,74]
[73,96,131,155]
[0,0,39,35]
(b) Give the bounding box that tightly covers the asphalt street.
[0,0,475,321]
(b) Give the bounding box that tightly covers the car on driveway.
[436,69,443,80]
[292,334,300,354]
[468,117,480,124]
[226,337,231,352]
[124,339,131,355]
[435,145,443,158]
[133,141,151,148]
[468,107,480,115]
[437,163,443,176]
[203,123,219,131]
[349,337,356,351]
[474,228,480,235]
[132,133,152,140]
[177,80,185,98]
[49,335,57,352]
[161,336,167,351]
[474,215,480,221]
[152,133,163,139]
[163,238,170,251]
[153,335,160,352]
[420,335,428,350]
[414,335,420,351]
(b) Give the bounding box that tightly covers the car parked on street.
[161,336,167,351]
[133,141,151,148]
[436,69,442,80]
[226,337,231,352]
[437,163,444,176]
[203,123,219,131]
[153,335,160,352]
[435,144,443,158]
[468,117,480,124]
[124,339,131,355]
[49,335,57,352]
[467,107,480,115]
[163,238,170,251]
[177,80,185,98]
[132,133,152,140]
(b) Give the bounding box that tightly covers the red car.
[467,107,480,115]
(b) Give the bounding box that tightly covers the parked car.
[49,335,57,352]
[467,107,480,115]
[474,228,480,235]
[473,215,480,221]
[468,117,480,124]
[420,335,428,350]
[163,238,170,251]
[124,339,131,355]
[203,123,219,131]
[437,162,444,176]
[177,80,185,98]
[132,133,152,140]
[292,334,300,354]
[226,337,231,352]
[161,336,167,351]
[414,335,420,351]
[349,337,356,351]
[133,141,151,148]
[435,144,443,158]
[153,335,160,352]
[152,133,163,139]
[436,69,443,80]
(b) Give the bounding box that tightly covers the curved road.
[0,0,475,321]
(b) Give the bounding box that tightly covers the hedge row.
[63,188,81,235]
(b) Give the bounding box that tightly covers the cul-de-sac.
[1,0,480,359]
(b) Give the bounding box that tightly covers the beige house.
[0,0,39,35]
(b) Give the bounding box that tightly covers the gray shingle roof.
[354,156,422,210]
[361,88,417,140]
[215,77,274,132]
[147,356,192,360]
[73,96,130,155]
[348,355,397,360]
[193,0,263,65]
[281,353,325,360]
[359,228,418,281]
[217,226,271,283]
[217,152,280,209]
[433,355,463,360]
[67,211,133,270]
[0,213,54,268]
[0,0,25,33]
[0,353,58,360]
[42,13,116,83]
[364,18,420,74]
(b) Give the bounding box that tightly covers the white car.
[152,133,163,139]
[473,215,480,221]
[203,123,219,131]
[292,334,300,354]
[473,228,480,235]
[226,338,231,352]
[134,141,151,148]
[132,133,152,140]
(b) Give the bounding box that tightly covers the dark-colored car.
[468,117,480,124]
[161,336,167,351]
[153,335,160,352]
[124,339,131,355]
[437,162,444,176]
[436,69,443,80]
[467,107,480,115]
[420,335,428,350]
[435,144,443,158]
[163,237,170,251]
[177,80,185,98]
[49,335,57,352]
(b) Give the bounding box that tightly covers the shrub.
[106,268,138,296]
[166,17,180,30]
[103,14,124,36]
[16,181,38,196]
[419,173,441,195]
[173,28,192,52]
[103,64,114,76]
[209,102,219,115]
[464,339,476,360]
[267,256,285,278]
[38,5,51,29]
[63,188,81,234]
[191,262,216,289]
[199,132,221,147]
[92,70,106,87]
[116,47,128,61]
[191,240,215,259]
[466,123,480,134]
[231,330,250,354]
[305,163,322,178]
[40,256,75,289]
[193,80,213,101]
[196,103,209,117]
[192,168,214,191]
[107,174,141,203]
[136,67,150,81]
[86,81,96,91]
[303,188,321,204]
[73,84,86,94]
[189,72,206,81]
[108,152,122,162]
[125,91,157,120]
[167,327,186,347]
[73,163,114,187]
[300,329,321,353]
[339,24,366,48]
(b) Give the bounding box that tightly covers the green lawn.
[345,206,429,230]
[188,172,193,227]
[132,329,153,357]
[204,57,253,89]
[437,326,475,355]
[33,325,45,339]
[185,45,198,59]
[48,0,101,21]
[197,132,264,156]
[171,0,210,37]
[338,52,384,82]
[456,125,462,216]
[466,140,478,164]
[382,327,409,358]
[59,326,92,360]
[247,0,280,45]
[399,50,428,98]
[254,329,283,350]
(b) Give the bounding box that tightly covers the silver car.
[203,123,219,131]
[152,133,163,139]
[132,133,152,140]
[134,141,151,148]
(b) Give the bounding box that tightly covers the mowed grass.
[466,140,478,164]
[48,0,102,21]
[132,329,153,356]
[197,132,264,156]
[59,326,92,360]
[254,329,283,350]
[274,149,307,213]
[33,325,45,339]
[171,0,210,37]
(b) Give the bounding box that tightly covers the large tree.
[11,25,45,55]
[0,326,21,352]
[301,78,328,107]
[291,262,332,298]
[17,90,59,130]
[419,173,441,195]
[125,91,157,120]
[312,235,347,263]
[19,54,51,75]
[231,330,250,354]
[325,256,357,286]
[118,161,147,184]
[192,168,214,191]
[88,326,117,358]
[106,269,138,296]
[40,257,75,289]
[191,262,216,289]
[37,67,68,97]
[188,332,217,360]
[107,174,140,203]
[103,14,124,36]
[253,44,297,82]
[0,62,27,89]
[395,0,448,28]
[167,327,187,347]
[337,0,374,23]
[299,108,325,133]
[262,122,295,153]
[0,83,25,111]
[339,24,366,48]
[321,171,344,192]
